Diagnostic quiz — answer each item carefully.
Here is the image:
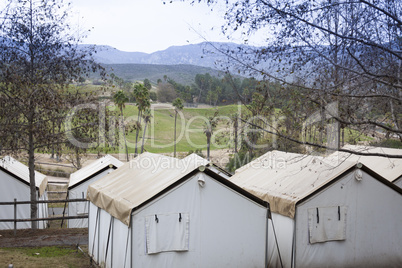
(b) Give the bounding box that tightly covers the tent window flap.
[308,206,347,244]
[145,213,190,254]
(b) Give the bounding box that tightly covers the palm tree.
[113,90,129,161]
[172,98,184,158]
[133,83,150,156]
[203,110,219,161]
[141,108,152,154]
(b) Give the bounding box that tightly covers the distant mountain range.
[88,42,301,85]
[91,42,235,68]
[88,42,246,84]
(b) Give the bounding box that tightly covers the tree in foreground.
[172,98,184,157]
[189,0,402,158]
[0,0,103,228]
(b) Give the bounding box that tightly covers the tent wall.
[68,168,114,228]
[394,177,402,188]
[37,191,49,229]
[89,172,268,268]
[88,202,98,261]
[267,212,294,268]
[111,216,132,268]
[89,201,132,268]
[295,170,402,267]
[0,170,48,229]
[131,172,267,268]
[89,203,112,267]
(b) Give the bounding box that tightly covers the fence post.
[13,198,17,236]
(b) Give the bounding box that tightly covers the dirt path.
[0,228,88,248]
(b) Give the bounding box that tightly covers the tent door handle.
[179,213,182,222]
[316,208,319,224]
[155,214,159,223]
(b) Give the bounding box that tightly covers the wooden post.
[13,198,17,236]
[61,192,69,228]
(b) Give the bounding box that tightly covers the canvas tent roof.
[87,153,210,226]
[0,156,48,196]
[68,154,124,189]
[325,145,402,183]
[230,150,361,218]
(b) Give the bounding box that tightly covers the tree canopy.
[188,0,402,158]
[0,0,103,228]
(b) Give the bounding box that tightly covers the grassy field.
[118,104,248,154]
[0,246,91,268]
[99,103,375,155]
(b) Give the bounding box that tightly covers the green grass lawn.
[97,103,374,155]
[119,104,248,154]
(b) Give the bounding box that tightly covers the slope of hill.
[91,42,243,68]
[102,63,225,85]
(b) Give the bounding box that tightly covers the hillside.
[101,63,225,85]
[91,42,237,68]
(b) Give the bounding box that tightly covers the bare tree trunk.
[28,127,37,230]
[121,115,129,161]
[119,108,129,161]
[234,119,238,153]
[134,112,142,157]
[341,127,345,147]
[141,121,148,154]
[206,134,211,161]
[174,112,177,157]
[75,146,81,169]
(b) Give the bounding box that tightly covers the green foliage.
[187,149,205,158]
[172,97,184,111]
[143,78,152,90]
[99,64,221,85]
[157,82,177,102]
[149,91,157,101]
[371,139,402,149]
[0,0,103,228]
[113,90,129,115]
[133,83,151,112]
[226,151,252,173]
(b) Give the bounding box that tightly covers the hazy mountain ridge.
[91,42,242,68]
[88,42,241,84]
[102,63,224,85]
[89,42,304,84]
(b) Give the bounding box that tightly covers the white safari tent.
[0,156,49,229]
[326,145,402,187]
[67,155,123,228]
[87,153,269,268]
[230,150,402,268]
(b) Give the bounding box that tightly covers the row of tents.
[0,154,124,230]
[0,145,401,267]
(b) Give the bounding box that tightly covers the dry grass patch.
[0,245,91,268]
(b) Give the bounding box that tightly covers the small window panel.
[308,206,347,244]
[145,213,190,254]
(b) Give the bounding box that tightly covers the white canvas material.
[145,213,190,254]
[68,155,123,228]
[88,153,269,268]
[308,206,347,244]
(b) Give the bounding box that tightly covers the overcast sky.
[69,0,235,53]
